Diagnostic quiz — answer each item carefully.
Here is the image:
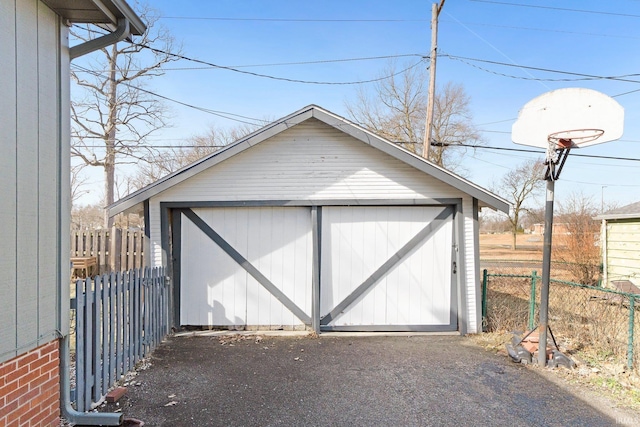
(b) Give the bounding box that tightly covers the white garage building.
[109,105,508,334]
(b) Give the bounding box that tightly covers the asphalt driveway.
[104,333,638,426]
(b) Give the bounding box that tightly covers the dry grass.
[479,232,640,410]
[480,233,543,260]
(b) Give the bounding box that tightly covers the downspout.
[60,16,132,426]
[69,18,130,60]
[60,335,123,426]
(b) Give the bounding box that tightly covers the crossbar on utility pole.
[422,0,445,160]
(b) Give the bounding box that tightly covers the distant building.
[531,222,570,236]
[595,201,640,289]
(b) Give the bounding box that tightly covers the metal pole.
[482,269,488,331]
[529,271,537,331]
[422,0,445,159]
[628,296,635,370]
[538,179,555,366]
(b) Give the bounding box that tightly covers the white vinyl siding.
[606,220,640,285]
[0,0,62,363]
[156,119,463,202]
[463,196,479,333]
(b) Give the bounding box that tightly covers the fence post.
[482,269,488,331]
[529,271,537,331]
[109,227,123,272]
[628,296,635,370]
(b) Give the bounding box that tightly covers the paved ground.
[103,333,639,426]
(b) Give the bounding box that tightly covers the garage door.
[320,206,456,331]
[179,207,313,327]
[176,205,456,332]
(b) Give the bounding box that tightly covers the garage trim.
[162,199,465,332]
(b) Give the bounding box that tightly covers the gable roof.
[108,105,510,217]
[595,201,640,220]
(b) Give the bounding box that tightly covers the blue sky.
[74,0,640,211]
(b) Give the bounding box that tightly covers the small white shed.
[596,201,640,288]
[110,105,508,334]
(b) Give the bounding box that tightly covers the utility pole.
[422,0,445,160]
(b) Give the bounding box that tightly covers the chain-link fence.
[481,260,640,372]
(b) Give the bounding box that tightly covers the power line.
[440,19,640,40]
[469,0,640,19]
[72,24,429,85]
[72,53,425,72]
[71,64,267,126]
[73,131,640,163]
[159,16,429,22]
[445,54,640,85]
[455,143,640,163]
[138,43,428,85]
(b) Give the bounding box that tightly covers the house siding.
[606,220,640,285]
[462,196,479,333]
[0,0,62,363]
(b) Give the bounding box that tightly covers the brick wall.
[0,341,60,427]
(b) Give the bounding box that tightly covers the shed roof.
[42,0,145,35]
[108,105,510,217]
[595,201,640,221]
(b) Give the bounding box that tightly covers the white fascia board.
[109,104,510,216]
[595,214,640,221]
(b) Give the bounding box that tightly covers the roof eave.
[108,105,511,216]
[594,213,640,221]
[42,0,146,35]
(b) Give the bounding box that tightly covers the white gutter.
[69,18,130,59]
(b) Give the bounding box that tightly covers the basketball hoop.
[547,128,605,148]
[511,88,624,368]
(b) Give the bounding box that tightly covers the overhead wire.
[159,16,429,22]
[439,19,640,40]
[72,24,428,85]
[137,43,428,85]
[73,53,426,72]
[71,63,268,126]
[468,0,640,19]
[444,54,640,84]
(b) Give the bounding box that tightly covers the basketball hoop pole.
[538,146,570,366]
[511,88,624,367]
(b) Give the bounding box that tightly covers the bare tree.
[553,192,601,285]
[128,123,259,191]
[493,160,545,250]
[345,62,482,170]
[429,82,483,172]
[70,4,179,226]
[71,204,105,230]
[70,164,90,209]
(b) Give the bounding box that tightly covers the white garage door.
[320,206,455,331]
[179,207,313,327]
[176,204,456,331]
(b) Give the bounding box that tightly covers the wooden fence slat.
[70,228,145,275]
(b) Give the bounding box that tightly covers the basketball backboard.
[512,88,624,149]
